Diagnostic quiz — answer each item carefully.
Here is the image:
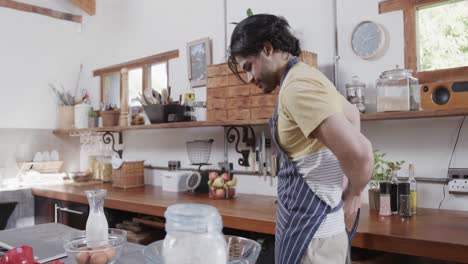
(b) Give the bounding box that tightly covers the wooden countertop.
[32,184,468,263]
[32,184,277,235]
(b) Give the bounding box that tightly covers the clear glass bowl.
[143,235,261,264]
[63,228,127,264]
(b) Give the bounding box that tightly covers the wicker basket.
[112,161,144,189]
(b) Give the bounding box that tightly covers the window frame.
[94,49,178,103]
[379,0,468,84]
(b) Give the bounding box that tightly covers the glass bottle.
[379,182,392,216]
[409,164,417,215]
[85,189,109,247]
[390,169,399,215]
[163,204,227,264]
[399,182,412,217]
[184,86,196,121]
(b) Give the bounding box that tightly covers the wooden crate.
[207,50,317,121]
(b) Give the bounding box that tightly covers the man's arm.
[311,112,373,228]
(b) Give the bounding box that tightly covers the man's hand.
[343,186,362,231]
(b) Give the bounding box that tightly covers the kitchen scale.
[185,139,213,194]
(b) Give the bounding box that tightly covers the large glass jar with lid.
[376,65,420,112]
[163,203,228,264]
[345,76,366,113]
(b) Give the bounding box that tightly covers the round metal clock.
[351,21,386,59]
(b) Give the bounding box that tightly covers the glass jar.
[398,182,412,217]
[379,182,392,216]
[101,156,113,183]
[376,65,420,112]
[163,204,228,264]
[345,76,366,113]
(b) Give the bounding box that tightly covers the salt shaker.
[379,182,392,216]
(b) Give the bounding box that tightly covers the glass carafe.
[85,189,108,246]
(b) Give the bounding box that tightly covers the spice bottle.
[409,164,417,215]
[390,169,399,215]
[399,182,411,217]
[379,182,392,216]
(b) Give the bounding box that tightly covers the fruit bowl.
[63,228,127,264]
[208,171,237,199]
[143,235,261,264]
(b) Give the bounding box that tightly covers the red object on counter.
[0,245,64,264]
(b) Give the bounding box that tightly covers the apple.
[212,177,225,188]
[210,188,217,198]
[215,188,226,199]
[228,187,236,198]
[221,172,230,182]
[209,171,219,181]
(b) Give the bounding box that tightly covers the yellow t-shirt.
[277,62,345,159]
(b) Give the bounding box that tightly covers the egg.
[90,252,108,264]
[75,251,90,264]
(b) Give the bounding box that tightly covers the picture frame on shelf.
[187,37,212,88]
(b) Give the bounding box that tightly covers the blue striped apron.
[271,56,360,264]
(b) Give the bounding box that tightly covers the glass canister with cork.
[345,76,366,113]
[376,65,420,112]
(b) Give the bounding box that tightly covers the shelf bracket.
[225,126,256,167]
[102,131,123,158]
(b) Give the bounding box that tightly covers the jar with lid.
[379,182,392,216]
[376,65,420,112]
[345,76,366,113]
[398,182,412,217]
[163,204,228,264]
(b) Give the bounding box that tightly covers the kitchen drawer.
[250,85,280,95]
[207,63,239,77]
[251,107,275,120]
[227,97,251,110]
[207,74,247,89]
[207,110,227,121]
[206,99,226,110]
[207,87,227,99]
[228,109,250,121]
[251,94,278,108]
[226,84,251,98]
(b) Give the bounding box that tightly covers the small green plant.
[88,108,98,118]
[370,150,405,189]
[231,8,254,25]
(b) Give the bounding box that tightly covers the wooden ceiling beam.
[69,0,95,16]
[0,0,82,23]
[379,0,404,13]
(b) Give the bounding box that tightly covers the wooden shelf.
[361,108,468,121]
[53,119,270,135]
[53,108,468,135]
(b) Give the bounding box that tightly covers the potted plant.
[369,150,404,210]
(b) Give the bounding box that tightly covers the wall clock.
[351,21,387,60]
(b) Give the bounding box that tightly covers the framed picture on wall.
[187,37,212,87]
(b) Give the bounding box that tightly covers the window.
[102,72,121,108]
[417,0,468,71]
[150,62,168,94]
[93,50,179,108]
[128,67,143,107]
[379,0,468,84]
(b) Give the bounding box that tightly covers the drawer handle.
[58,207,84,215]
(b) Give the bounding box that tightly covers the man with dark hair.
[229,14,374,264]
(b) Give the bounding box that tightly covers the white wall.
[0,128,80,181]
[337,0,468,210]
[0,0,85,129]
